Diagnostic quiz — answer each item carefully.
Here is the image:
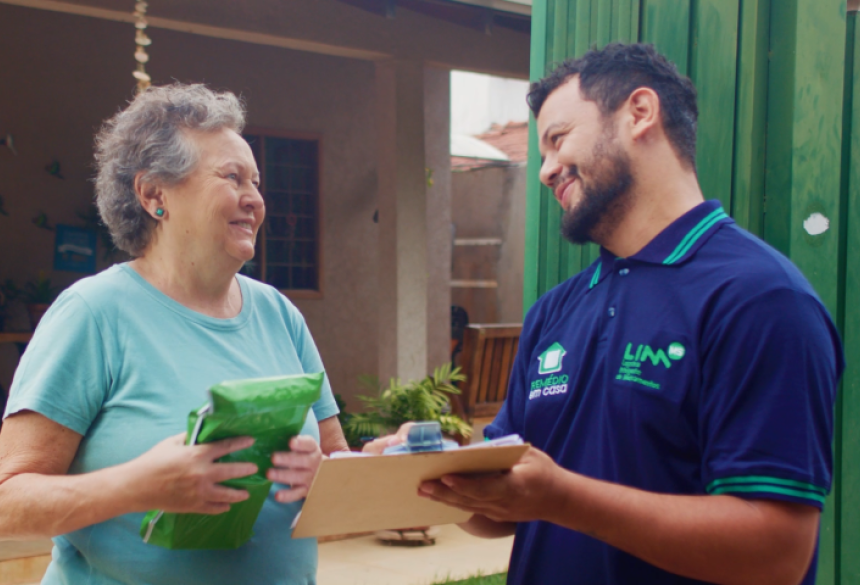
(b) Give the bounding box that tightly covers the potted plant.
[22,273,61,330]
[343,363,473,546]
[343,362,473,444]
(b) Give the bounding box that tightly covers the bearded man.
[417,43,844,585]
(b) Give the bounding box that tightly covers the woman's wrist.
[109,458,156,514]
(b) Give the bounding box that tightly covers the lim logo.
[623,342,686,369]
[616,341,685,390]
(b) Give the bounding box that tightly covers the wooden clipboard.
[292,443,529,538]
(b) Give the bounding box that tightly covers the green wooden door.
[525,1,854,582]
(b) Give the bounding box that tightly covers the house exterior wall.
[0,4,381,405]
[451,164,525,325]
[0,0,527,409]
[497,165,527,323]
[424,67,454,373]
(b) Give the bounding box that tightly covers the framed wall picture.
[54,224,97,273]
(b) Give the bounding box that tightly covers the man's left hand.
[268,435,322,503]
[418,446,561,523]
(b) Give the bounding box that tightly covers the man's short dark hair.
[527,43,698,169]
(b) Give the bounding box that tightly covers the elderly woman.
[0,84,347,584]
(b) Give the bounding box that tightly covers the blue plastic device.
[382,421,459,454]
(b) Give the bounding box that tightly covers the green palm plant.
[344,363,472,444]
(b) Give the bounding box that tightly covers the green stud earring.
[155,208,164,217]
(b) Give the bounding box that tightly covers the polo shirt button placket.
[606,264,626,318]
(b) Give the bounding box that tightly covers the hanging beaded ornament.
[133,1,151,93]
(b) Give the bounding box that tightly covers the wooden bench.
[453,324,522,440]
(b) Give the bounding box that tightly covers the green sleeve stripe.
[663,209,728,265]
[709,484,826,505]
[588,262,602,290]
[706,476,827,495]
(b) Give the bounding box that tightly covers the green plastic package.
[140,372,324,550]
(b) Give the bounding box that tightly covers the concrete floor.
[318,525,512,585]
[315,421,512,584]
[0,524,512,585]
[0,541,52,563]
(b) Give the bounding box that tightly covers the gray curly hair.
[94,83,246,256]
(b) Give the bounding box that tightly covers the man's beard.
[560,132,634,246]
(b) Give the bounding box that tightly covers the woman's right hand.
[361,422,415,455]
[125,433,257,515]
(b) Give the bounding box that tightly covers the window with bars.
[242,131,322,296]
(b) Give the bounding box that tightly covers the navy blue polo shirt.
[486,200,844,585]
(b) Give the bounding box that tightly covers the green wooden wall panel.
[596,0,612,48]
[566,235,580,278]
[553,0,571,63]
[543,202,563,292]
[835,17,855,585]
[566,0,580,57]
[765,2,847,583]
[538,0,556,298]
[764,0,847,306]
[764,0,845,324]
[557,232,570,286]
[761,0,796,257]
[615,0,632,42]
[630,0,641,41]
[523,0,548,311]
[526,0,645,309]
[640,0,691,73]
[574,0,593,56]
[690,0,740,211]
[542,0,568,294]
[524,2,859,583]
[545,0,555,61]
[730,0,769,236]
[839,13,860,583]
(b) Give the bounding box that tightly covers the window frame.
[244,126,324,300]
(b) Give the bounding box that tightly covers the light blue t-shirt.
[5,263,339,585]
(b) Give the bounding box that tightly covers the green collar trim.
[662,208,729,265]
[588,262,602,290]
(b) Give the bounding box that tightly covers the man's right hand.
[125,433,257,515]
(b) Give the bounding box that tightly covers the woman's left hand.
[268,435,322,503]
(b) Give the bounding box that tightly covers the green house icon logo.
[538,342,567,375]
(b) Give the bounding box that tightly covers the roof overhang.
[446,0,531,17]
[1,0,530,77]
[335,0,530,34]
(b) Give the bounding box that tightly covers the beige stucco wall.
[498,165,527,323]
[424,67,453,372]
[451,164,526,325]
[0,4,381,406]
